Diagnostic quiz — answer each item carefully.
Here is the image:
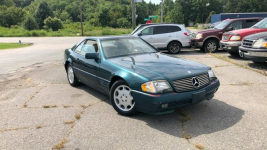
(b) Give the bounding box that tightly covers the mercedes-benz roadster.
[64,36,220,116]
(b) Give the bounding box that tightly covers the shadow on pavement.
[248,62,267,70]
[132,99,244,138]
[76,83,244,139]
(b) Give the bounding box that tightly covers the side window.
[170,26,181,32]
[228,21,243,30]
[80,40,98,56]
[154,26,171,34]
[73,41,85,54]
[141,27,154,35]
[246,19,259,28]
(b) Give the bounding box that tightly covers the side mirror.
[138,32,142,36]
[85,53,99,60]
[227,27,233,31]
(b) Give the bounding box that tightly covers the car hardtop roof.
[139,23,183,26]
[85,35,139,41]
[224,17,262,21]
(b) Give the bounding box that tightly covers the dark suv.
[191,18,261,53]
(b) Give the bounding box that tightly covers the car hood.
[196,29,221,34]
[229,28,267,35]
[243,32,267,40]
[108,53,210,81]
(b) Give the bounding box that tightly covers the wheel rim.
[67,66,74,84]
[170,43,180,53]
[207,42,216,52]
[113,85,135,112]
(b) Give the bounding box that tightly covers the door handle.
[76,58,80,61]
[168,36,172,37]
[149,37,153,39]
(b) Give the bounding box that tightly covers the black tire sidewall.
[110,80,138,116]
[204,39,219,53]
[168,41,181,54]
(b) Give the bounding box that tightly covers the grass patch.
[0,23,132,37]
[64,121,74,125]
[43,105,57,108]
[36,125,42,129]
[0,43,32,50]
[195,144,205,150]
[75,114,81,120]
[53,138,68,149]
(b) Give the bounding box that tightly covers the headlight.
[252,39,267,48]
[230,35,241,41]
[208,70,216,80]
[195,33,203,39]
[141,80,172,93]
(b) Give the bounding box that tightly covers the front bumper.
[220,41,241,53]
[239,46,267,62]
[131,79,220,114]
[191,39,203,48]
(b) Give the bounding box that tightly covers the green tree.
[117,18,130,28]
[169,1,184,24]
[23,15,38,30]
[44,17,63,31]
[35,1,54,29]
[60,11,71,22]
[0,6,26,27]
[206,11,216,23]
[0,0,14,7]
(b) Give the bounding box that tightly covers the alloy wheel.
[67,66,75,84]
[207,42,217,52]
[113,85,135,112]
[170,44,180,53]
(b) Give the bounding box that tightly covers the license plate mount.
[192,91,206,103]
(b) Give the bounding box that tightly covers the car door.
[153,26,172,48]
[73,39,100,88]
[139,26,155,46]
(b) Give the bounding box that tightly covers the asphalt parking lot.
[1,37,267,150]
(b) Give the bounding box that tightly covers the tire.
[110,80,138,116]
[228,52,238,56]
[168,41,181,54]
[67,64,80,87]
[204,39,219,53]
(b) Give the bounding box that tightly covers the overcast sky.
[143,0,161,4]
[143,0,175,5]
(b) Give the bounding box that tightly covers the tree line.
[1,0,267,31]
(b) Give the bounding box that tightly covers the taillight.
[184,32,188,36]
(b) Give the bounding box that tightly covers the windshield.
[131,25,145,34]
[251,18,267,29]
[101,38,157,58]
[214,20,231,29]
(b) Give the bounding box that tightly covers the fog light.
[162,104,168,108]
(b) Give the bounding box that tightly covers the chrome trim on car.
[73,67,110,82]
[172,73,210,92]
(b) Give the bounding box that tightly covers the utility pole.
[161,0,164,23]
[79,0,84,36]
[131,0,136,30]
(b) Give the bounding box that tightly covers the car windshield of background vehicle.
[101,38,157,58]
[214,20,231,29]
[251,18,267,29]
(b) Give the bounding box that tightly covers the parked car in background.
[191,18,261,53]
[131,24,191,54]
[239,32,267,62]
[64,36,220,116]
[221,18,267,55]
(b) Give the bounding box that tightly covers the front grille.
[172,73,210,92]
[242,39,254,48]
[222,35,229,41]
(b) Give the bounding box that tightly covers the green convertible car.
[64,36,220,116]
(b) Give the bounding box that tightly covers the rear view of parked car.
[221,17,267,55]
[192,18,261,53]
[239,32,267,63]
[131,24,191,54]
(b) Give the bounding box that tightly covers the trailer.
[211,13,267,23]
